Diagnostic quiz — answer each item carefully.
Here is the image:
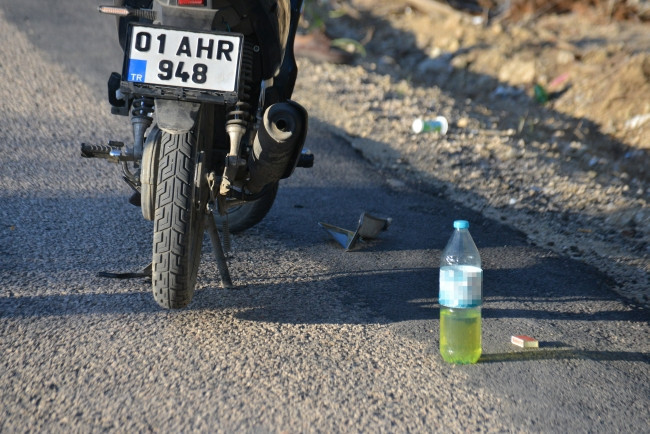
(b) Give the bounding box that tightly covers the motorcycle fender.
[155,99,200,134]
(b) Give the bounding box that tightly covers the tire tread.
[152,132,202,309]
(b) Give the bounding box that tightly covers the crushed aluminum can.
[412,116,448,135]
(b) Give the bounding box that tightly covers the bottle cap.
[453,220,469,229]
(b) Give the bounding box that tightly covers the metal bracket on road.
[319,212,392,251]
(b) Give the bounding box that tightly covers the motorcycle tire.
[152,131,205,309]
[214,182,278,234]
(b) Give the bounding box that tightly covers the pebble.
[498,59,536,85]
[556,49,576,64]
[386,178,407,190]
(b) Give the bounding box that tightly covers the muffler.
[246,101,308,194]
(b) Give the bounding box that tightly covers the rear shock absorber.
[122,96,154,188]
[131,96,155,160]
[220,40,256,196]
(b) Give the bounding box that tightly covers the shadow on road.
[2,253,646,325]
[480,348,650,363]
[1,183,647,326]
[228,259,647,325]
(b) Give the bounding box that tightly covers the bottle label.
[439,265,482,308]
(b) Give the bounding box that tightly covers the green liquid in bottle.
[440,307,482,364]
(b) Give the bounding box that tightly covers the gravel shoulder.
[294,1,649,306]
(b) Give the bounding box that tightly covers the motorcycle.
[82,0,312,309]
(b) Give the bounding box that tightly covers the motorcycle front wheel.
[152,131,206,309]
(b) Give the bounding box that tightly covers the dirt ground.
[324,0,650,175]
[294,0,649,305]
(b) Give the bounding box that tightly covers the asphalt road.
[1,1,648,432]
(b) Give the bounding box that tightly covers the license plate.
[123,24,242,95]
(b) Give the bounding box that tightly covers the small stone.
[556,50,575,65]
[386,178,407,190]
[417,56,452,74]
[498,59,536,85]
[490,23,503,35]
[451,55,470,69]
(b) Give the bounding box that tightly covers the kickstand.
[204,213,234,288]
[97,262,152,279]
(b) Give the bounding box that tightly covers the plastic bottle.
[439,220,482,364]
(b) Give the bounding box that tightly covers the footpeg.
[80,141,134,163]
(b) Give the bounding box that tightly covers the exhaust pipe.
[246,101,308,194]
